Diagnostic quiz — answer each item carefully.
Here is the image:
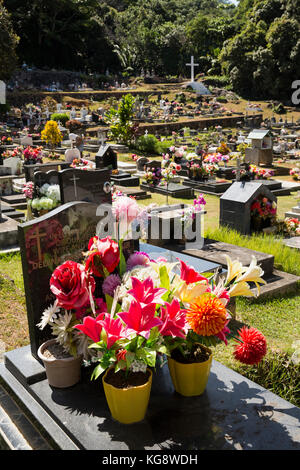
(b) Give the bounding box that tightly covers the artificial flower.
[178,259,209,285]
[185,293,228,336]
[74,314,105,343]
[127,277,167,305]
[118,300,162,339]
[233,326,267,365]
[159,299,188,338]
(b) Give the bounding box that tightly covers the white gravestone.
[20,136,33,146]
[0,81,6,105]
[64,147,81,163]
[4,157,22,175]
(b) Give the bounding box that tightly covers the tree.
[0,1,19,81]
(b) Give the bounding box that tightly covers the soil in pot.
[42,342,73,360]
[104,368,151,389]
[171,344,211,364]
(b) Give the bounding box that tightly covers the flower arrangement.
[1,135,12,144]
[275,217,300,237]
[70,158,95,170]
[144,166,162,187]
[30,183,61,213]
[181,193,207,224]
[251,196,277,231]
[290,168,300,181]
[217,141,230,156]
[188,162,218,180]
[37,238,267,375]
[2,146,23,159]
[23,146,43,164]
[22,181,34,199]
[249,165,274,180]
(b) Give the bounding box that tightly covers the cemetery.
[0,0,300,455]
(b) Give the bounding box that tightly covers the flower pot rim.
[169,344,212,366]
[102,367,153,391]
[38,339,82,363]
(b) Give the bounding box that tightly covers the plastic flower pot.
[167,346,212,397]
[38,339,83,388]
[102,368,153,424]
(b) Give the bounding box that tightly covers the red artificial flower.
[118,300,162,339]
[96,236,120,274]
[178,259,209,285]
[50,261,95,310]
[98,313,128,349]
[74,313,104,343]
[159,299,188,338]
[116,349,127,362]
[128,277,166,305]
[234,326,267,365]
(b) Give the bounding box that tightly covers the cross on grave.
[186,56,199,83]
[70,173,80,200]
[28,226,48,263]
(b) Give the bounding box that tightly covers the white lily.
[224,255,245,285]
[234,256,266,294]
[228,281,254,297]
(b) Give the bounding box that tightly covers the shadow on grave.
[48,360,300,450]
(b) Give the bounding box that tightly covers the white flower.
[130,360,147,373]
[37,301,60,330]
[51,311,73,350]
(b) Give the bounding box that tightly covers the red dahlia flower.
[234,326,267,365]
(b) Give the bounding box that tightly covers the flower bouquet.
[37,222,267,416]
[290,168,300,181]
[23,146,43,165]
[144,166,162,187]
[29,183,61,216]
[251,196,277,232]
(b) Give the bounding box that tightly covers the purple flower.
[126,252,150,271]
[102,274,121,297]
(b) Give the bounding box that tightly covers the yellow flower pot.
[102,368,153,424]
[168,348,212,397]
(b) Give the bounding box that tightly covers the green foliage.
[50,113,70,126]
[106,93,136,145]
[0,2,19,81]
[135,134,160,154]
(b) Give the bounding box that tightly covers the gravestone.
[20,136,33,147]
[0,80,6,104]
[34,170,59,189]
[4,157,22,175]
[220,181,277,235]
[58,168,112,205]
[18,201,112,359]
[95,145,117,170]
[24,162,70,182]
[64,147,80,163]
[136,156,149,172]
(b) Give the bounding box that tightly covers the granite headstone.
[58,168,112,205]
[95,145,117,170]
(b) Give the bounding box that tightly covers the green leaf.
[118,240,127,276]
[105,294,113,313]
[91,364,105,381]
[159,265,170,290]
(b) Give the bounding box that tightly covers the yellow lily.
[234,256,266,294]
[174,277,208,305]
[224,255,245,285]
[228,281,254,297]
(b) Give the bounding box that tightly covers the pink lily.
[127,277,167,305]
[178,259,209,285]
[74,313,104,343]
[159,299,188,339]
[215,314,231,345]
[98,313,129,350]
[118,301,162,339]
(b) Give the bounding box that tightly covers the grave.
[140,181,195,199]
[184,178,232,195]
[58,168,112,205]
[24,162,71,182]
[1,238,300,449]
[244,129,273,166]
[285,204,300,221]
[95,145,117,170]
[220,181,277,235]
[110,171,140,187]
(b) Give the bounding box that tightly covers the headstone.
[18,201,111,359]
[220,182,277,235]
[34,170,59,189]
[20,136,33,146]
[95,144,117,170]
[136,156,149,172]
[0,81,6,104]
[58,168,112,205]
[24,162,71,182]
[4,157,22,175]
[64,147,81,163]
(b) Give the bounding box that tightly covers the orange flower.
[185,293,227,336]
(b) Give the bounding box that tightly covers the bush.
[50,113,70,126]
[202,76,230,88]
[65,119,83,133]
[135,134,160,154]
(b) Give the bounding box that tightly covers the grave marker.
[58,168,112,205]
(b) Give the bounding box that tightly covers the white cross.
[186,56,199,83]
[70,173,80,200]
